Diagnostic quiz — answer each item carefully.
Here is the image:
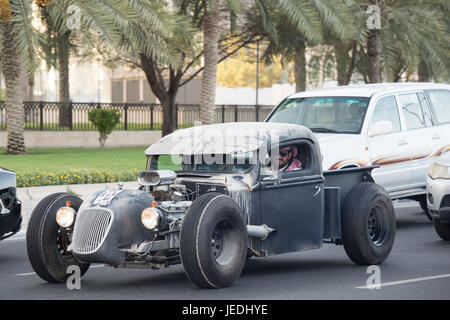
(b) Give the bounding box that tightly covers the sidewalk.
[17,181,140,230]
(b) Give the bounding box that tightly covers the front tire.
[341,183,396,265]
[26,193,90,283]
[433,218,450,241]
[180,193,248,289]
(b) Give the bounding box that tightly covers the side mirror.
[368,121,393,137]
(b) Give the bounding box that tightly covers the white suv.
[266,83,450,217]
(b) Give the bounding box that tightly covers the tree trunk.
[200,1,220,125]
[294,43,306,92]
[418,58,429,82]
[161,96,177,137]
[335,41,358,86]
[27,73,34,100]
[57,36,71,127]
[335,41,349,86]
[367,29,382,83]
[1,20,26,154]
[140,54,180,137]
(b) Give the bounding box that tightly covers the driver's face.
[278,148,292,167]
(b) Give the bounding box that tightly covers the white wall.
[215,83,296,106]
[0,131,162,148]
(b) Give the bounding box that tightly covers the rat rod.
[26,123,396,288]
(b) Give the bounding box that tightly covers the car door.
[259,140,324,256]
[397,92,436,188]
[426,89,450,157]
[368,95,412,192]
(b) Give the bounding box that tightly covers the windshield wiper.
[309,127,342,133]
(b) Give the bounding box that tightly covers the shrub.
[88,108,121,148]
[16,168,140,187]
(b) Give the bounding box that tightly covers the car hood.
[0,168,17,190]
[313,133,368,170]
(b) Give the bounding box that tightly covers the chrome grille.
[72,208,113,254]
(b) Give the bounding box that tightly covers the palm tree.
[248,0,352,91]
[199,0,222,125]
[1,0,39,154]
[38,1,73,127]
[354,0,450,83]
[179,0,241,125]
[0,0,180,153]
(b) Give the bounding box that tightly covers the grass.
[0,147,181,187]
[0,147,147,173]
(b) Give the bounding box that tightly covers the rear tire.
[419,198,432,221]
[26,193,90,283]
[433,218,450,241]
[180,193,248,288]
[341,183,396,265]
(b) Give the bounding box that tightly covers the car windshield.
[154,152,255,173]
[267,96,370,134]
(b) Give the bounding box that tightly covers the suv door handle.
[432,135,440,140]
[398,139,408,146]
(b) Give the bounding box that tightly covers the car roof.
[288,82,450,99]
[145,122,317,155]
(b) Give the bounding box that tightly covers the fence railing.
[0,101,275,131]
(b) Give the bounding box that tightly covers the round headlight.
[141,208,161,230]
[56,206,76,228]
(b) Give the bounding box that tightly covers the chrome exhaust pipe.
[247,224,275,240]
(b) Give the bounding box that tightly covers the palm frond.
[278,0,323,42]
[9,0,41,76]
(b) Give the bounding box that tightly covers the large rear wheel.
[341,183,396,265]
[180,193,248,289]
[26,193,90,283]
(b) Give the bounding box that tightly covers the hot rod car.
[26,123,396,288]
[0,167,22,241]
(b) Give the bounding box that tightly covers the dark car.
[26,123,396,288]
[0,168,22,240]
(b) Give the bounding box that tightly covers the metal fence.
[0,101,275,131]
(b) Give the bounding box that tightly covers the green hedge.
[16,168,140,187]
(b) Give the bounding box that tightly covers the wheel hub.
[211,228,224,259]
[368,205,387,246]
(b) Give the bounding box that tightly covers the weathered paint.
[145,122,318,156]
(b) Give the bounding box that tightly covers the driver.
[278,146,302,172]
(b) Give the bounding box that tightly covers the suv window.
[417,92,434,127]
[371,96,401,132]
[426,90,450,124]
[267,96,370,134]
[398,93,426,130]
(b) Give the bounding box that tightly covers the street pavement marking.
[16,272,37,276]
[15,264,105,276]
[356,273,450,289]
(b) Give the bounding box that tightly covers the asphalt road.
[1,202,449,300]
